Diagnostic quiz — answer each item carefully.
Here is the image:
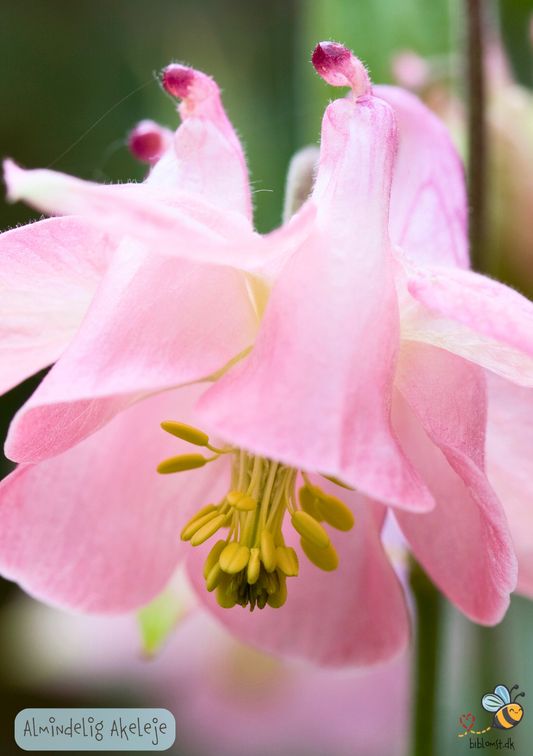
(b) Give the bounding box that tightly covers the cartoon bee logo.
[482,684,525,730]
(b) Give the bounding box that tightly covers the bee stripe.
[497,708,517,728]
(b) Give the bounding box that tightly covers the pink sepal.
[486,371,533,599]
[0,385,229,613]
[5,240,258,464]
[0,216,115,394]
[394,343,517,624]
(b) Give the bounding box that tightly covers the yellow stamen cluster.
[158,422,356,610]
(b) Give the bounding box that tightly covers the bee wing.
[482,694,505,712]
[495,685,511,704]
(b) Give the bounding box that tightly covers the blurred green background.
[1,1,533,754]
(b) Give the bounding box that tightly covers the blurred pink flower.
[392,44,533,298]
[5,597,411,756]
[391,51,430,91]
[1,42,533,667]
[484,44,533,295]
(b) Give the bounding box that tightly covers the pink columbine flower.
[2,42,533,667]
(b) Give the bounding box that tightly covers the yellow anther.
[226,490,245,506]
[218,541,239,567]
[300,538,339,571]
[298,485,323,521]
[267,573,287,608]
[226,490,258,511]
[319,473,355,490]
[216,574,236,609]
[194,504,219,521]
[165,450,347,611]
[190,513,228,546]
[160,421,209,447]
[315,494,355,531]
[291,510,330,550]
[203,539,227,579]
[157,453,207,474]
[181,509,219,541]
[260,530,277,572]
[275,545,299,577]
[205,562,225,592]
[233,495,258,512]
[219,543,250,574]
[247,548,261,584]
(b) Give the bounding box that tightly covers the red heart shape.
[460,714,475,731]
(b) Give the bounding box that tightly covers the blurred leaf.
[499,0,533,88]
[137,587,185,657]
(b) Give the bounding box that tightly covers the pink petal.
[485,371,533,599]
[0,216,116,394]
[0,384,230,613]
[4,161,269,271]
[375,85,469,269]
[198,94,433,510]
[256,199,318,281]
[155,64,253,222]
[6,240,258,464]
[187,486,409,667]
[393,342,517,624]
[404,262,533,386]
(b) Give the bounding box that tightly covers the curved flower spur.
[2,42,533,666]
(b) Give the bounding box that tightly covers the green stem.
[466,0,488,273]
[410,559,443,756]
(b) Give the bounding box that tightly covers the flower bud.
[128,120,172,164]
